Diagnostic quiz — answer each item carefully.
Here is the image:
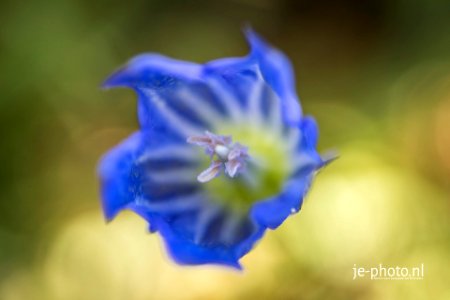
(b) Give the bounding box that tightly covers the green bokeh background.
[0,0,449,299]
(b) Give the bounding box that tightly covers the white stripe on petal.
[136,145,199,164]
[267,89,283,134]
[220,215,241,245]
[206,78,243,121]
[285,128,301,152]
[142,89,204,137]
[194,205,222,244]
[247,78,265,125]
[176,88,225,126]
[147,167,199,185]
[135,193,203,213]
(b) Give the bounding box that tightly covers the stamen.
[197,161,222,183]
[187,131,250,183]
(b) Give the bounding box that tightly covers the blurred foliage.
[0,0,449,299]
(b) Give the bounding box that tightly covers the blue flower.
[99,29,331,269]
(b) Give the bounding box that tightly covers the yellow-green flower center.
[198,123,291,212]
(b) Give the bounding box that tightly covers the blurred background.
[0,0,449,299]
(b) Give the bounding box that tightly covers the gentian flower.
[99,29,331,269]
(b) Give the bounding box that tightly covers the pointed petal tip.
[230,261,243,271]
[214,257,243,270]
[101,192,128,222]
[320,150,339,168]
[101,78,116,90]
[101,68,130,90]
[101,54,158,90]
[103,216,114,224]
[242,24,255,40]
[100,82,115,90]
[243,26,267,54]
[102,207,118,223]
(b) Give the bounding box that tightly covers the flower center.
[187,125,291,212]
[187,131,249,183]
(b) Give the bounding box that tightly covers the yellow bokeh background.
[0,0,449,299]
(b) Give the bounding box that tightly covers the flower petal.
[103,54,230,136]
[204,57,280,127]
[250,173,314,229]
[102,54,202,88]
[98,129,201,221]
[149,210,265,269]
[299,115,319,150]
[250,117,323,229]
[245,28,302,125]
[129,199,266,268]
[156,215,243,268]
[98,132,143,220]
[203,30,301,129]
